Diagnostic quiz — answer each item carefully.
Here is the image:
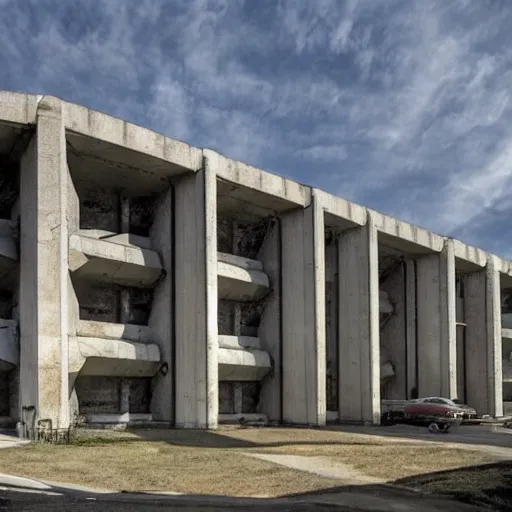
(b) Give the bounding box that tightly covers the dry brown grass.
[0,427,499,497]
[0,438,339,497]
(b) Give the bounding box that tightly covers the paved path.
[244,452,383,486]
[0,433,29,450]
[0,473,482,511]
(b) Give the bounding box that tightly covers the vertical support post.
[337,213,380,424]
[486,257,503,417]
[174,156,218,428]
[281,196,326,426]
[416,240,457,398]
[19,96,70,429]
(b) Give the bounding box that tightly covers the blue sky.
[1,0,512,256]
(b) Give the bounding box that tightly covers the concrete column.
[256,218,281,422]
[281,197,326,426]
[337,215,380,424]
[416,240,457,398]
[464,258,503,417]
[174,161,218,429]
[149,189,173,422]
[19,96,71,429]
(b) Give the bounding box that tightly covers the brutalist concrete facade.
[0,91,509,432]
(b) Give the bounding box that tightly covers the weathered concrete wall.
[174,167,218,428]
[0,371,10,415]
[76,376,120,414]
[281,201,326,426]
[77,182,119,232]
[325,238,338,412]
[256,219,281,421]
[338,218,380,424]
[19,97,72,428]
[380,263,407,400]
[416,241,457,399]
[149,188,173,422]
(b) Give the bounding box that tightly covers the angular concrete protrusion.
[217,252,270,302]
[218,335,272,381]
[281,198,326,426]
[174,164,218,429]
[338,215,380,424]
[69,233,163,288]
[0,319,19,370]
[19,96,72,429]
[71,336,160,377]
[416,239,457,399]
[464,262,503,416]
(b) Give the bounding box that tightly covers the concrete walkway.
[0,432,29,449]
[244,452,383,486]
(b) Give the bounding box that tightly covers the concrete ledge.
[217,253,270,302]
[452,239,487,268]
[77,320,153,344]
[218,335,262,351]
[314,189,366,228]
[0,91,39,125]
[218,346,272,381]
[77,229,153,250]
[218,413,268,425]
[370,209,444,254]
[217,252,263,271]
[69,233,164,288]
[74,336,161,377]
[0,319,18,368]
[63,101,202,173]
[82,413,152,425]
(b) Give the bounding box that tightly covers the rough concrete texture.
[2,90,511,431]
[281,201,326,426]
[416,242,457,399]
[174,169,218,428]
[19,96,71,429]
[338,219,380,424]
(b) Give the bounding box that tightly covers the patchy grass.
[0,438,339,497]
[0,427,502,499]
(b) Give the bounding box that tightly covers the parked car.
[451,398,478,419]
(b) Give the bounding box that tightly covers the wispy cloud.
[1,0,512,255]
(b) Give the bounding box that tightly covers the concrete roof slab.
[0,91,38,126]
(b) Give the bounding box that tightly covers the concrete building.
[0,90,509,431]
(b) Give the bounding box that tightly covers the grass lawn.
[0,427,502,498]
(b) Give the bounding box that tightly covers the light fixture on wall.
[159,362,169,376]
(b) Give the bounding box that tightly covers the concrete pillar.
[256,218,281,422]
[148,189,173,422]
[337,215,380,424]
[281,198,326,426]
[19,96,71,429]
[416,240,457,398]
[464,259,503,416]
[174,162,218,429]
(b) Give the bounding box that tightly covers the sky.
[1,0,511,256]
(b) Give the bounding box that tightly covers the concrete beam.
[0,91,39,126]
[19,96,72,429]
[337,215,380,424]
[63,101,202,173]
[174,162,218,428]
[76,320,153,343]
[281,199,326,426]
[416,240,457,398]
